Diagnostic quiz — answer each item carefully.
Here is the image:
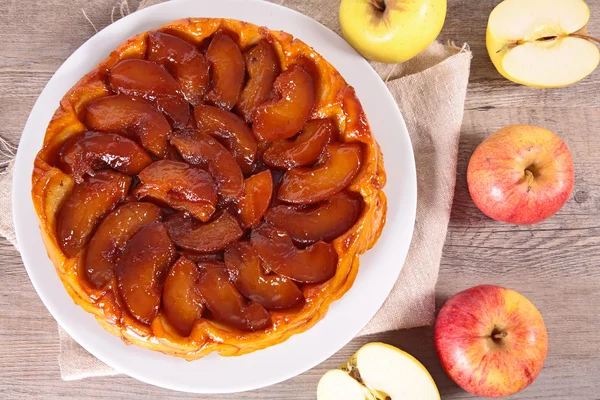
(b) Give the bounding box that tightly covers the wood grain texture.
[1,0,599,399]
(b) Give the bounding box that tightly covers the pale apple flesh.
[317,342,440,400]
[487,0,600,88]
[435,285,548,398]
[467,125,574,225]
[339,0,447,63]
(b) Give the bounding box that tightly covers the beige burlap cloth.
[0,0,471,381]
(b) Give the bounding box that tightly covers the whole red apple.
[467,125,574,224]
[434,285,548,398]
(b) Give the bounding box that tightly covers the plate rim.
[12,0,417,393]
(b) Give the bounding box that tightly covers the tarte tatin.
[31,18,386,359]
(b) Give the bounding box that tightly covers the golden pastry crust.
[32,18,386,359]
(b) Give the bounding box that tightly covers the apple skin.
[435,285,548,398]
[467,125,574,225]
[339,0,447,63]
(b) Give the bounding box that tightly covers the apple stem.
[570,33,600,45]
[369,0,386,12]
[523,169,535,193]
[493,331,508,340]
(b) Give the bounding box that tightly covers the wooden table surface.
[1,0,599,398]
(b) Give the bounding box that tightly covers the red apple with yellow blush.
[435,285,548,398]
[467,125,574,225]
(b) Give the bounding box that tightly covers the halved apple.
[487,0,600,88]
[317,342,440,400]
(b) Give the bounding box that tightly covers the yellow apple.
[317,342,440,399]
[339,0,447,63]
[487,0,600,88]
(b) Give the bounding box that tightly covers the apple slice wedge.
[317,343,440,400]
[108,59,191,128]
[194,105,257,174]
[234,170,273,228]
[57,170,131,257]
[265,191,362,244]
[263,118,336,169]
[196,263,272,331]
[85,94,171,158]
[236,40,281,122]
[147,31,210,106]
[204,33,245,110]
[170,130,244,202]
[252,64,316,142]
[162,256,205,337]
[224,242,303,310]
[487,0,600,88]
[59,132,152,183]
[250,222,337,284]
[134,160,217,222]
[278,143,363,204]
[85,202,161,289]
[165,212,243,253]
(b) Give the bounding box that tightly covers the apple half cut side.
[487,0,600,88]
[317,342,440,400]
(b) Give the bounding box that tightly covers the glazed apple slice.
[85,202,161,289]
[236,40,281,122]
[194,105,257,173]
[234,170,272,228]
[85,94,171,158]
[108,59,191,128]
[250,223,338,284]
[196,262,272,331]
[59,131,152,183]
[147,31,210,105]
[263,119,336,169]
[278,143,363,204]
[204,33,245,110]
[253,64,316,142]
[224,242,303,310]
[117,222,176,325]
[165,212,243,253]
[134,160,217,222]
[170,130,244,201]
[57,170,131,258]
[162,256,205,336]
[265,191,362,245]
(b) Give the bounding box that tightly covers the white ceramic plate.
[12,0,416,394]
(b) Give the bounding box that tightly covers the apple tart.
[31,18,387,359]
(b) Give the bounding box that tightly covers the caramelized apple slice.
[204,33,245,110]
[236,40,280,122]
[85,202,161,289]
[162,256,204,336]
[59,132,152,183]
[134,160,217,222]
[85,94,171,158]
[57,170,131,257]
[147,31,210,106]
[170,130,243,201]
[263,119,336,169]
[278,143,363,204]
[265,192,362,245]
[196,263,272,331]
[250,223,337,283]
[165,212,243,253]
[224,242,303,310]
[117,222,176,324]
[253,64,316,142]
[108,59,190,128]
[234,170,272,228]
[194,105,257,173]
